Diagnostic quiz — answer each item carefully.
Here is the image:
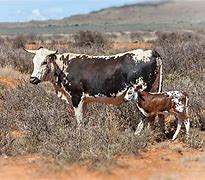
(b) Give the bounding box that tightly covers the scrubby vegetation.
[0,45,32,74]
[0,83,150,165]
[0,31,204,167]
[73,30,110,49]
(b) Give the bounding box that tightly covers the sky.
[0,0,159,22]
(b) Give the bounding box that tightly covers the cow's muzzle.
[30,77,41,84]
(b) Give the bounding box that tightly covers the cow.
[24,47,162,125]
[124,85,190,140]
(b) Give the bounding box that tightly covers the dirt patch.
[0,138,204,180]
[0,77,21,89]
[112,42,152,49]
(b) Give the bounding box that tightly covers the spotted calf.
[125,86,190,140]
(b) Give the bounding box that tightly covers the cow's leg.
[71,93,84,126]
[172,118,182,141]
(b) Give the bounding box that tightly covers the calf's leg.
[172,118,182,140]
[184,100,190,137]
[135,119,145,135]
[184,119,190,137]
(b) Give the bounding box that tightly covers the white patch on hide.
[166,91,185,113]
[74,94,84,125]
[94,93,106,98]
[132,49,152,63]
[60,49,152,62]
[135,77,147,90]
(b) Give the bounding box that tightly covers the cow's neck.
[52,61,67,89]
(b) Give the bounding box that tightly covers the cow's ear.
[48,54,57,62]
[134,85,143,92]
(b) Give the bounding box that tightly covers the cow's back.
[61,50,160,97]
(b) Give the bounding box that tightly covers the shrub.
[154,32,204,78]
[72,30,111,52]
[0,45,33,73]
[11,34,27,49]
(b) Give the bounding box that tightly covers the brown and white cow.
[24,47,162,125]
[124,85,190,140]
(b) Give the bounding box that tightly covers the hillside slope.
[61,0,205,25]
[0,0,204,34]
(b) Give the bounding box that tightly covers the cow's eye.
[42,61,47,65]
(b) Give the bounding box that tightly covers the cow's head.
[24,47,58,84]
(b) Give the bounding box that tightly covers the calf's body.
[126,90,190,140]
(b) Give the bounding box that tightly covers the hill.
[0,0,205,34]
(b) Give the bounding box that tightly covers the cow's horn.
[49,50,58,54]
[23,48,37,54]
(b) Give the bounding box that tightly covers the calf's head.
[124,86,138,102]
[124,78,147,102]
[24,47,58,84]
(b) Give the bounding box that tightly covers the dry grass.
[0,45,33,73]
[0,83,151,165]
[0,66,28,80]
[154,31,205,130]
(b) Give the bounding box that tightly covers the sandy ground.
[0,138,204,180]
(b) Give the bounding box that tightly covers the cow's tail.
[150,50,163,92]
[157,56,163,93]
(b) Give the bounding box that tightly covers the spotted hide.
[24,47,162,125]
[125,86,190,140]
